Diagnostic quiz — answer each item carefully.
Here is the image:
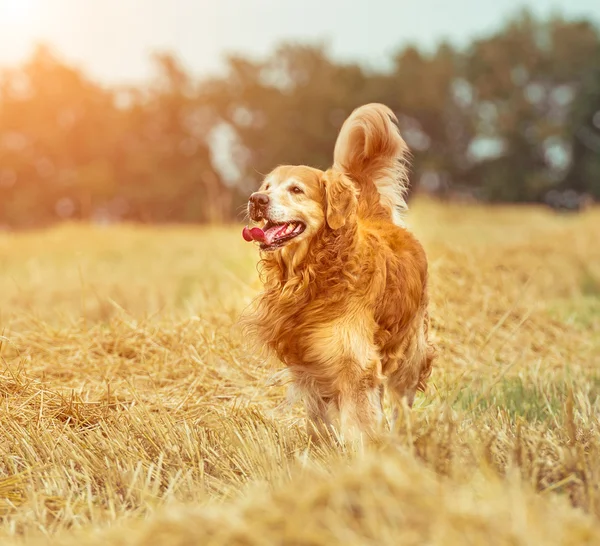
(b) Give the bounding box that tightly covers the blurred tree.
[204,13,600,204]
[564,44,600,198]
[118,53,232,223]
[202,43,374,192]
[0,45,120,226]
[464,12,599,201]
[0,47,230,227]
[383,42,475,197]
[0,12,599,229]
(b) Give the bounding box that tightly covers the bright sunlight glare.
[0,0,37,24]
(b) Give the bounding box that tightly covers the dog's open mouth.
[242,220,306,250]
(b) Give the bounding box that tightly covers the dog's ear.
[322,171,357,230]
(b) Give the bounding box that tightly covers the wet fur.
[242,104,435,441]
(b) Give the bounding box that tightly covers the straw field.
[0,199,599,545]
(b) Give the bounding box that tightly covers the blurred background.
[1,0,599,229]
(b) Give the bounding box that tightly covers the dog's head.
[243,166,357,252]
[242,103,408,255]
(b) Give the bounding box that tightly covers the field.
[0,199,599,545]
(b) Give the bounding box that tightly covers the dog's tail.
[333,103,410,226]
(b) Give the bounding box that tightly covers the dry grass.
[0,199,599,545]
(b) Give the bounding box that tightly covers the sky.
[0,0,599,84]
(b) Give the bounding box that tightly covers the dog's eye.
[290,186,303,195]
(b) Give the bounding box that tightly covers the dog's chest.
[259,292,340,366]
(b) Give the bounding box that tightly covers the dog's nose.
[249,193,269,208]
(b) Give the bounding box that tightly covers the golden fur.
[242,104,435,441]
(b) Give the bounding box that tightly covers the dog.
[241,104,435,441]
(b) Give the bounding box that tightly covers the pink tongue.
[242,226,266,243]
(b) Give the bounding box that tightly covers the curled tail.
[333,103,410,226]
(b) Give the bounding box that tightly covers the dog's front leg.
[303,393,334,443]
[336,379,384,444]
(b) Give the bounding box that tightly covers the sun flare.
[1,0,37,24]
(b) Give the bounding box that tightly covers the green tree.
[464,12,599,201]
[565,44,600,198]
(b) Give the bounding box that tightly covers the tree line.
[1,11,599,227]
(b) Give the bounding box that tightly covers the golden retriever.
[241,103,435,441]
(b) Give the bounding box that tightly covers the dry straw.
[0,200,598,545]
